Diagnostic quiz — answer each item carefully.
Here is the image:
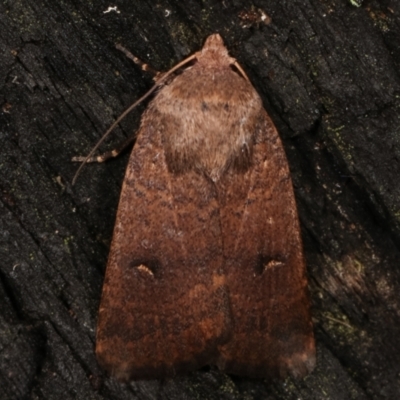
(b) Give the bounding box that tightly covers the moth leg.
[71,45,160,172]
[71,134,135,163]
[115,43,162,80]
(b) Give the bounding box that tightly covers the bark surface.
[1,1,400,399]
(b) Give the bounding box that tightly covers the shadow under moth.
[80,34,316,381]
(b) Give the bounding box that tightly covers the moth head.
[196,34,235,68]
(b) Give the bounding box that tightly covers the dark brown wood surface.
[1,1,400,399]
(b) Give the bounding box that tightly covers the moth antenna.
[72,53,197,185]
[233,61,250,82]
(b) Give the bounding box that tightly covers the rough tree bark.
[1,0,400,399]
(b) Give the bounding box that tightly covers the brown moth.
[94,34,315,381]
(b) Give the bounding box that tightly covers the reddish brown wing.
[95,113,231,381]
[216,112,316,379]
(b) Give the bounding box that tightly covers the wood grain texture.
[3,1,400,398]
[96,35,315,381]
